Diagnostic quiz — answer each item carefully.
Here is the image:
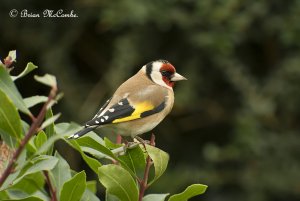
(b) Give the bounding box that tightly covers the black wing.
[68,98,165,139]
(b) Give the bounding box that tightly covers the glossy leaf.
[50,152,72,198]
[86,180,97,194]
[168,184,208,201]
[0,89,23,142]
[98,164,138,201]
[60,171,86,201]
[142,194,169,201]
[119,145,146,178]
[44,109,57,155]
[35,133,64,155]
[13,155,58,185]
[106,193,119,201]
[0,149,27,191]
[0,66,30,115]
[23,96,48,108]
[2,196,43,201]
[40,113,61,130]
[66,139,102,173]
[34,74,57,88]
[34,130,47,151]
[76,136,117,160]
[12,172,45,194]
[81,188,101,201]
[12,62,37,81]
[146,145,169,186]
[104,137,123,149]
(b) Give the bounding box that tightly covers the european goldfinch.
[68,60,187,140]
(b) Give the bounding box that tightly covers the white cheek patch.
[151,61,172,89]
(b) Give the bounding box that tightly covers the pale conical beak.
[170,72,187,81]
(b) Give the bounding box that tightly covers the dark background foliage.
[1,0,300,200]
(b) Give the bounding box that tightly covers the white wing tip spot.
[95,120,99,124]
[118,102,123,105]
[101,118,104,122]
[70,134,79,139]
[104,116,109,120]
[109,108,115,112]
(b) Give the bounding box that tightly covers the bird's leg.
[134,136,151,151]
[121,136,139,152]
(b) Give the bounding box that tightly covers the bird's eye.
[161,70,173,78]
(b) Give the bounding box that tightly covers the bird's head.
[143,60,187,89]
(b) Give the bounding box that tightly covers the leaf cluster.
[0,51,207,201]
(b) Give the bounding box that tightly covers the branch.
[138,134,155,201]
[44,170,57,201]
[0,87,57,188]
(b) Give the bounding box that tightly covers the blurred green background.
[1,0,300,200]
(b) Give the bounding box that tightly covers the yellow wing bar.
[112,101,154,123]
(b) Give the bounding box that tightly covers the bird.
[68,59,187,140]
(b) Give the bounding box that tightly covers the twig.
[43,170,57,201]
[0,87,57,188]
[138,134,155,201]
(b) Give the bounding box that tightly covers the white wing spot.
[104,116,109,120]
[85,124,90,127]
[101,118,104,122]
[109,108,115,112]
[118,102,123,105]
[95,120,99,124]
[73,134,79,139]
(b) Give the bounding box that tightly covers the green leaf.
[2,196,43,201]
[45,109,55,155]
[119,146,146,178]
[66,139,102,173]
[143,194,169,201]
[35,134,63,155]
[86,180,97,194]
[98,164,138,201]
[50,152,72,198]
[34,74,57,88]
[0,151,26,191]
[81,188,101,201]
[11,172,45,194]
[145,145,169,186]
[0,66,31,115]
[55,122,84,138]
[34,130,47,151]
[60,171,86,201]
[0,190,9,200]
[168,184,208,201]
[104,137,123,149]
[13,155,58,185]
[106,193,119,201]
[76,136,117,160]
[23,96,48,108]
[40,113,61,130]
[12,62,38,81]
[0,89,23,143]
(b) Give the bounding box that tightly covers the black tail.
[67,127,95,139]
